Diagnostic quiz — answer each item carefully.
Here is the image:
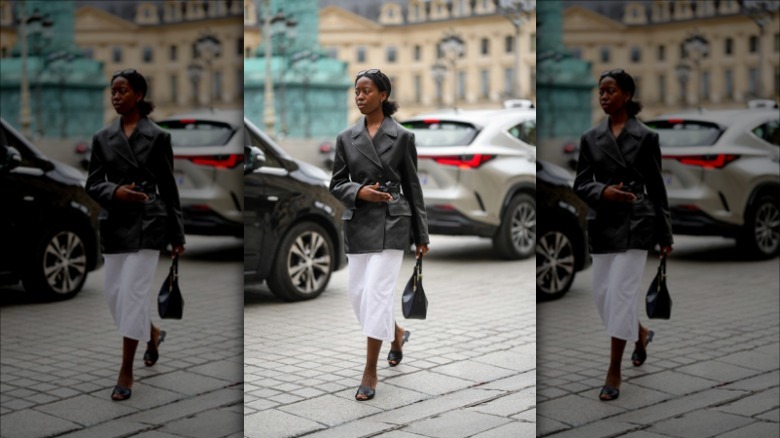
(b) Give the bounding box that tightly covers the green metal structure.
[0,0,106,139]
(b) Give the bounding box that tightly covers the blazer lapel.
[374,117,397,157]
[131,118,156,166]
[595,119,626,168]
[619,118,644,167]
[351,116,382,169]
[106,119,138,168]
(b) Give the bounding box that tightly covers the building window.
[530,33,536,51]
[749,35,758,53]
[658,74,665,103]
[480,69,490,99]
[414,74,421,103]
[170,45,177,61]
[657,45,665,61]
[700,71,710,100]
[634,76,641,99]
[504,67,513,97]
[457,71,466,100]
[387,46,397,63]
[748,68,759,96]
[213,70,222,101]
[456,0,467,16]
[142,47,153,63]
[724,37,733,55]
[170,74,177,103]
[414,45,421,61]
[1,47,6,58]
[481,38,489,56]
[325,47,338,58]
[145,76,153,100]
[112,47,122,63]
[600,47,610,63]
[356,46,366,63]
[630,46,641,63]
[435,78,443,102]
[724,69,734,99]
[505,35,514,54]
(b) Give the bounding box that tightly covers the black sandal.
[387,330,411,367]
[631,330,654,367]
[143,330,166,367]
[355,385,375,401]
[599,385,619,401]
[111,385,132,401]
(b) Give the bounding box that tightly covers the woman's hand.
[171,245,185,258]
[415,244,429,259]
[602,182,637,203]
[660,245,672,258]
[357,182,393,203]
[114,183,149,204]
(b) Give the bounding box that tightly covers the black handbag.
[402,257,428,319]
[646,255,671,319]
[158,256,184,319]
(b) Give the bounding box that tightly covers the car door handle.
[267,196,279,202]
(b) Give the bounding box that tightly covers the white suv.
[645,109,780,258]
[401,109,536,259]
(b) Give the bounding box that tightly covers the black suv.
[243,118,346,301]
[536,160,590,300]
[0,118,101,300]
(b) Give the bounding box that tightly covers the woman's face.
[598,76,630,115]
[110,76,141,115]
[354,76,386,116]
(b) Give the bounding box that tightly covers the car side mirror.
[244,145,266,174]
[0,145,22,173]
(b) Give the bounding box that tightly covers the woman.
[86,69,185,401]
[330,69,430,401]
[573,69,673,401]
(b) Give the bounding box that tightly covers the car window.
[244,127,283,169]
[157,120,235,147]
[509,120,536,146]
[0,123,38,168]
[751,119,780,146]
[644,120,723,147]
[402,120,479,147]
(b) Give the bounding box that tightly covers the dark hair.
[599,68,643,117]
[355,70,398,117]
[111,68,155,116]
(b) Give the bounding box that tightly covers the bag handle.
[168,256,178,289]
[656,254,666,292]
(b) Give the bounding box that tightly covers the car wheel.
[494,193,536,260]
[536,227,577,300]
[22,226,89,300]
[738,194,780,259]
[267,222,334,301]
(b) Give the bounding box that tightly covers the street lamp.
[270,10,297,137]
[675,62,692,108]
[193,33,221,110]
[494,0,536,99]
[682,33,709,111]
[430,62,447,108]
[18,7,53,138]
[740,0,780,99]
[438,32,465,110]
[290,50,322,138]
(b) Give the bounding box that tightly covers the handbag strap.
[169,256,178,288]
[656,255,666,291]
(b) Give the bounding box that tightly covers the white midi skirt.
[103,250,160,342]
[347,250,405,342]
[591,249,648,342]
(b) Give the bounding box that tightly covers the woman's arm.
[155,132,186,250]
[644,132,674,249]
[400,131,430,249]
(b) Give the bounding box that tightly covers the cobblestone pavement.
[1,236,244,438]
[537,235,780,437]
[244,235,536,438]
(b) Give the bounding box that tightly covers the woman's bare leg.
[113,337,138,399]
[357,337,382,400]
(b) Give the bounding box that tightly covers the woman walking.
[86,69,185,401]
[573,69,673,401]
[330,69,429,401]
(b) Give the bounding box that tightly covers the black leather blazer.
[330,116,429,253]
[573,117,673,254]
[86,117,185,254]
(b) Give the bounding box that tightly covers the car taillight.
[663,154,738,169]
[419,154,496,169]
[175,154,243,168]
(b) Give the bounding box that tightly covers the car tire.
[494,193,536,260]
[738,194,780,259]
[536,227,577,300]
[267,222,335,301]
[22,225,89,300]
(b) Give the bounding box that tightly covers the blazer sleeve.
[573,134,607,210]
[400,131,430,245]
[329,134,363,209]
[644,132,674,247]
[85,134,119,209]
[155,132,186,247]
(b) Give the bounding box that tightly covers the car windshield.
[402,120,479,147]
[157,120,235,147]
[645,120,723,147]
